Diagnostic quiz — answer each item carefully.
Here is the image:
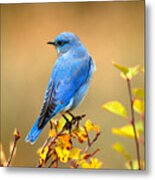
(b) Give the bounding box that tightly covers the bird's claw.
[64,121,72,134]
[72,114,86,129]
[63,113,86,133]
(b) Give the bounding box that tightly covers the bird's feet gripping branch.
[62,111,86,133]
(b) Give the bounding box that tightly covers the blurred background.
[1,1,144,169]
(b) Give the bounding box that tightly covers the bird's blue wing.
[37,56,92,128]
[51,56,92,112]
[25,56,93,143]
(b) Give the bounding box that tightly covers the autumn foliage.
[103,62,144,170]
[37,115,102,168]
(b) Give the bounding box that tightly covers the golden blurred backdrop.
[1,1,144,168]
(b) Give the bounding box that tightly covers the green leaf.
[112,62,139,80]
[133,99,144,114]
[112,142,131,161]
[102,101,127,118]
[132,88,144,99]
[127,66,139,79]
[135,121,144,134]
[112,125,140,139]
[113,62,129,75]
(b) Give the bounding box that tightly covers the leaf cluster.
[103,63,144,170]
[37,116,102,169]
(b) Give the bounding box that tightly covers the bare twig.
[126,78,141,170]
[41,137,52,153]
[84,131,101,152]
[7,140,17,167]
[6,130,20,167]
[84,148,100,160]
[84,127,91,146]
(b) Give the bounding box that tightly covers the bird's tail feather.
[25,116,50,144]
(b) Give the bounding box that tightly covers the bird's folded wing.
[38,56,92,128]
[52,57,92,109]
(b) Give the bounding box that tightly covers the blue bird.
[25,32,95,144]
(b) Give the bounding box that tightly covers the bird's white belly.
[63,81,90,111]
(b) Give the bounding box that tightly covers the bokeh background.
[1,1,144,169]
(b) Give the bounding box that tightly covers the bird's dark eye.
[57,41,64,46]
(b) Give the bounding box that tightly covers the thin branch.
[36,126,66,167]
[53,153,58,168]
[47,151,58,168]
[84,127,91,146]
[41,136,52,153]
[6,135,20,167]
[83,148,100,160]
[126,78,141,170]
[48,158,57,168]
[84,131,101,152]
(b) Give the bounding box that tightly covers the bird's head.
[47,32,81,54]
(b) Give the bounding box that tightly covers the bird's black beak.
[47,41,56,46]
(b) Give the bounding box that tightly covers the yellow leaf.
[38,146,49,161]
[37,147,42,155]
[51,118,66,132]
[79,158,102,169]
[72,127,87,143]
[56,134,72,149]
[132,88,144,99]
[112,142,131,160]
[103,101,127,118]
[85,120,100,133]
[113,62,129,75]
[113,62,139,80]
[112,125,140,138]
[69,148,81,160]
[127,66,139,80]
[49,129,56,137]
[52,114,74,132]
[60,113,72,122]
[55,146,70,163]
[133,99,144,114]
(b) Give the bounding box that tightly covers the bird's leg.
[66,111,76,125]
[67,111,86,129]
[62,114,72,133]
[49,120,53,129]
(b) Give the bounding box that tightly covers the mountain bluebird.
[25,32,95,144]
